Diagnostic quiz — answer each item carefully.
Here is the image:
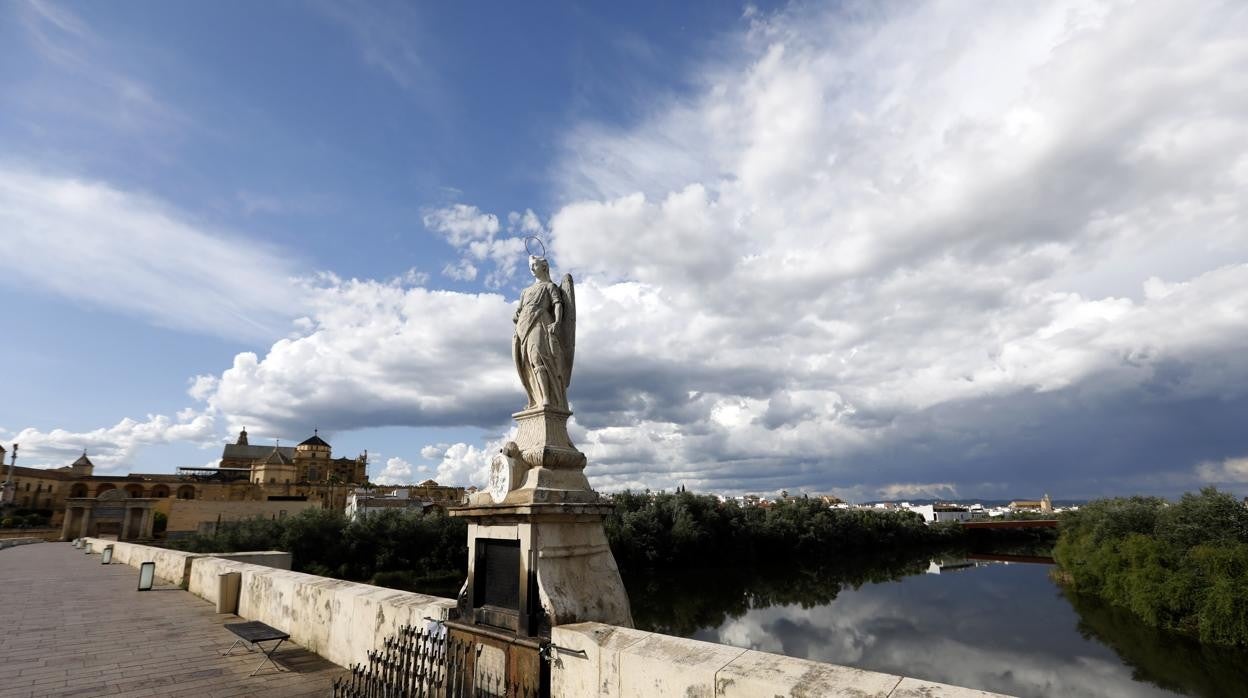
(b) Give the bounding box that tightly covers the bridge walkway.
[0,542,345,698]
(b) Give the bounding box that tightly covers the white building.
[345,487,427,520]
[908,503,973,524]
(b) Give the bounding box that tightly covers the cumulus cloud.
[430,442,496,488]
[181,1,1247,497]
[1196,457,1248,484]
[0,411,217,473]
[374,456,435,486]
[192,273,518,437]
[0,166,305,341]
[424,203,541,289]
[533,0,1248,496]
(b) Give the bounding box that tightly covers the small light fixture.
[137,561,156,591]
[84,542,92,554]
[101,545,114,564]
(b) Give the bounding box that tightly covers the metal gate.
[331,623,544,698]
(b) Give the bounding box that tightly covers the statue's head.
[529,256,550,277]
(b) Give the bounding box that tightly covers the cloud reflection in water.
[692,564,1177,698]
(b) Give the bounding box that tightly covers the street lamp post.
[0,444,17,512]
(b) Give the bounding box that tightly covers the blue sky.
[2,1,1247,500]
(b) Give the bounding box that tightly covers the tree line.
[1054,487,1248,647]
[163,489,1051,594]
[167,507,468,596]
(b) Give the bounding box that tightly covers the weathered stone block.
[618,632,746,698]
[890,677,1011,697]
[716,649,902,697]
[551,622,652,698]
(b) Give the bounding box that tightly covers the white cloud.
[195,274,518,437]
[532,0,1248,494]
[12,1,186,136]
[374,456,427,485]
[0,166,305,341]
[1196,457,1248,484]
[441,259,478,281]
[419,445,443,459]
[424,203,531,289]
[1,411,217,473]
[431,440,504,488]
[423,204,500,246]
[316,0,442,96]
[174,1,1248,496]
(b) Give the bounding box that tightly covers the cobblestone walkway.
[0,542,344,697]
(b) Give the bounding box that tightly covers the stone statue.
[476,250,589,505]
[512,256,576,411]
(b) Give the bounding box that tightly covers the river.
[621,554,1248,698]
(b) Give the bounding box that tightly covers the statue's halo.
[524,236,547,259]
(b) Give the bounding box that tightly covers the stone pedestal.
[507,407,595,504]
[451,502,633,635]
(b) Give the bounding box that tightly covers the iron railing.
[332,624,542,698]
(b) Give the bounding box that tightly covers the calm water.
[623,558,1248,698]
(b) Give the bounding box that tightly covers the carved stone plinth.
[512,406,586,470]
[469,407,597,506]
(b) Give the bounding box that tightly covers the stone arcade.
[61,488,157,541]
[446,252,632,693]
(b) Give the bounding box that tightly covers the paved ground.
[0,542,345,697]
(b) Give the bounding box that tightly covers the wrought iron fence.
[332,624,542,698]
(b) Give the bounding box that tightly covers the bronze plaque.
[477,539,520,610]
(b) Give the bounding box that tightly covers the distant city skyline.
[2,1,1246,500]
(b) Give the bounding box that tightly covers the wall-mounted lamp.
[101,545,114,565]
[137,561,156,591]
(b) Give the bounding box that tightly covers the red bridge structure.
[958,519,1058,530]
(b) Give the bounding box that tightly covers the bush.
[167,508,468,584]
[604,490,1013,571]
[1054,487,1248,647]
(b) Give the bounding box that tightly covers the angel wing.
[559,273,576,388]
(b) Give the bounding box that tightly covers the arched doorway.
[176,485,196,500]
[69,483,88,498]
[151,484,170,498]
[124,484,145,498]
[95,483,116,497]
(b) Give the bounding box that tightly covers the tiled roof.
[223,444,296,461]
[263,448,294,466]
[299,433,330,448]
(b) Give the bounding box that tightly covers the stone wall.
[84,538,200,586]
[81,538,292,588]
[233,567,456,669]
[0,528,60,541]
[0,537,43,550]
[74,540,1003,696]
[550,622,1008,698]
[80,538,456,670]
[166,498,320,533]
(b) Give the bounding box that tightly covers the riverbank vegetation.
[162,489,1054,596]
[606,490,1053,570]
[1054,488,1248,647]
[167,508,468,595]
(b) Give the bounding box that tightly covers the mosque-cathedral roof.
[299,431,330,448]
